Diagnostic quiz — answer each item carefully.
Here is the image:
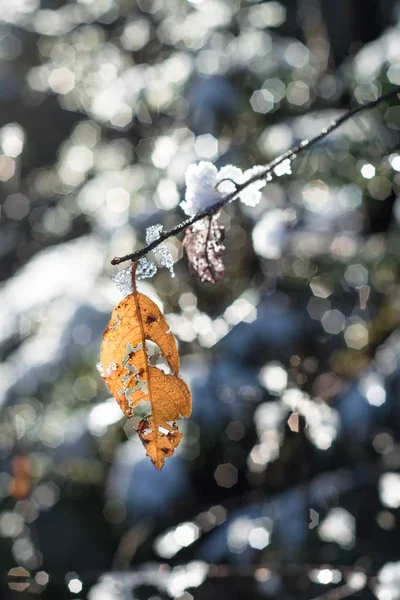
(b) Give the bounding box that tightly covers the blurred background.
[1,0,400,598]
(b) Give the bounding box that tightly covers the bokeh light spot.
[214,463,238,488]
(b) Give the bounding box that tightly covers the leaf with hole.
[99,265,192,469]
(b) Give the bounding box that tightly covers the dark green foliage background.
[1,1,400,598]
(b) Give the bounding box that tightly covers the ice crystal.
[273,158,292,177]
[112,266,133,296]
[237,181,265,207]
[146,223,175,277]
[216,164,243,195]
[239,166,273,206]
[96,362,104,377]
[244,165,269,178]
[181,162,220,216]
[97,361,118,379]
[136,256,157,280]
[182,161,276,216]
[105,362,118,377]
[112,259,157,295]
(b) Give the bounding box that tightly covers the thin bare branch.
[111,86,400,266]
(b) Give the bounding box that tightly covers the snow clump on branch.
[181,160,291,216]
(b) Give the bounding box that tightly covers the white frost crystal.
[136,256,157,280]
[181,161,274,215]
[96,362,104,376]
[273,158,292,177]
[146,223,175,277]
[181,160,221,216]
[96,361,118,378]
[112,258,157,295]
[181,161,221,216]
[111,265,133,296]
[216,164,244,195]
[105,362,118,376]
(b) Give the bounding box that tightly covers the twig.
[111,86,400,266]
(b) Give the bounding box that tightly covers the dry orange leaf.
[99,264,192,469]
[8,454,31,500]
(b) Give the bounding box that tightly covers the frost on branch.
[112,265,134,296]
[146,223,175,277]
[112,258,157,296]
[137,257,157,280]
[112,225,174,292]
[181,161,221,216]
[180,161,277,282]
[273,158,292,177]
[181,160,277,216]
[183,212,225,283]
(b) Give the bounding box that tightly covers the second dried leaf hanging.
[183,212,225,283]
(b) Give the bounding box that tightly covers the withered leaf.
[183,212,225,283]
[99,270,192,469]
[8,454,31,500]
[137,418,183,465]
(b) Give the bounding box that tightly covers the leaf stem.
[111,85,400,266]
[130,260,138,291]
